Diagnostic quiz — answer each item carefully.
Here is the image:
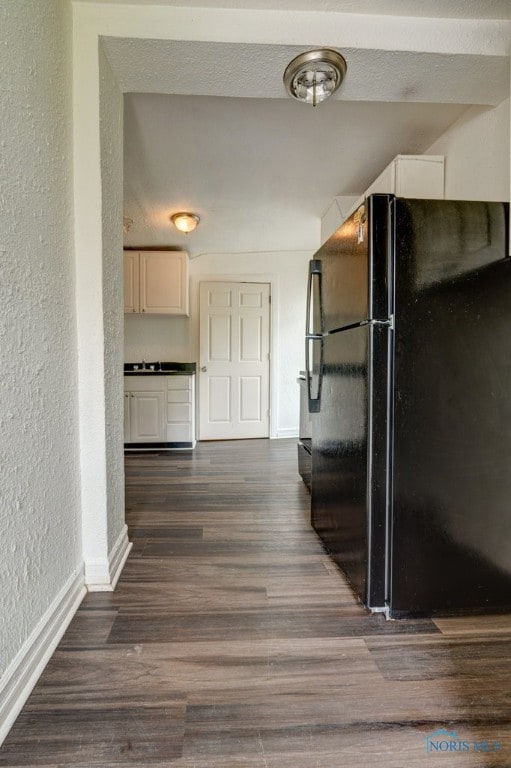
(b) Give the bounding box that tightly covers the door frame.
[190,272,279,440]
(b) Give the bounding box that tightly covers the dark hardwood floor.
[1,439,511,766]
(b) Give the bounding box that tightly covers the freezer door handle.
[305,259,323,337]
[305,335,323,413]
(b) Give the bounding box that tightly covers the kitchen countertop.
[124,362,196,376]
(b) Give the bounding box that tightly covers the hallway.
[1,439,511,766]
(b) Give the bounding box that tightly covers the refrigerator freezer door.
[313,195,392,332]
[390,199,511,617]
[311,322,390,608]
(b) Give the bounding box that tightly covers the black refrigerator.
[306,194,511,618]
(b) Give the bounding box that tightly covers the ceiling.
[123,94,469,255]
[115,4,510,257]
[80,0,511,19]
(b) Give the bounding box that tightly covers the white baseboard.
[108,524,132,590]
[84,524,132,591]
[274,428,299,439]
[0,568,86,747]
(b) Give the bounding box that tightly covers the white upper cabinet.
[124,250,189,315]
[320,155,445,245]
[364,155,445,200]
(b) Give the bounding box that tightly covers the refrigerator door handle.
[306,260,323,413]
[305,335,323,413]
[327,317,394,335]
[306,259,323,337]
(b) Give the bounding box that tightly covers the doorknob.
[201,366,207,372]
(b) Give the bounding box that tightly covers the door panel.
[209,315,232,361]
[240,377,261,421]
[240,316,262,361]
[208,377,231,423]
[200,282,270,440]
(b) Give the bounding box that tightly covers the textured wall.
[0,1,81,674]
[99,46,126,552]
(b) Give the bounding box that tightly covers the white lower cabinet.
[124,381,166,443]
[124,374,195,448]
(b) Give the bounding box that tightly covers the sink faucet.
[141,360,146,370]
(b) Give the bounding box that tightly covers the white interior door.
[199,281,270,440]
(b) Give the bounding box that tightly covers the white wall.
[426,99,510,201]
[0,0,84,741]
[73,24,131,589]
[125,314,191,362]
[124,251,311,436]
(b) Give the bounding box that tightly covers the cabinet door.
[364,162,395,197]
[124,251,140,313]
[124,392,131,441]
[129,391,166,442]
[394,156,445,199]
[139,251,189,315]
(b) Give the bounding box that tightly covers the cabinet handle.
[201,366,207,372]
[142,308,145,312]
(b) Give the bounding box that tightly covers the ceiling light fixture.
[171,212,200,234]
[283,49,347,106]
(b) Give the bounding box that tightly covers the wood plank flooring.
[2,439,511,766]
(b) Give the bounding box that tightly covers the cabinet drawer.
[167,375,192,390]
[167,389,191,403]
[167,423,193,442]
[125,376,166,392]
[167,403,192,422]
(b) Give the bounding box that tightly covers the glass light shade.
[171,212,200,233]
[284,49,347,106]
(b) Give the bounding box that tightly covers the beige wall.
[427,99,510,202]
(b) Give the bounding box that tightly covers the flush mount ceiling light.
[170,212,200,234]
[283,49,347,106]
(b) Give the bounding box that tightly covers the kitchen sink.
[131,367,160,373]
[124,361,197,375]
